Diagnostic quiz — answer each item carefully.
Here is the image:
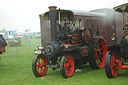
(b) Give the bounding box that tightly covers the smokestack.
[49,6,57,41]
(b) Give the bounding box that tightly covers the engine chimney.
[49,6,57,41]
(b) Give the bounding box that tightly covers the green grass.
[0,38,128,85]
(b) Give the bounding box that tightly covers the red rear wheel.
[32,54,47,77]
[105,52,118,78]
[88,37,107,69]
[60,55,75,78]
[95,38,107,68]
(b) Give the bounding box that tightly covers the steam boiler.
[32,6,108,78]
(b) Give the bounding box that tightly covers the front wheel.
[32,54,48,77]
[60,54,75,78]
[105,52,118,78]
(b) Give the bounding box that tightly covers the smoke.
[47,0,127,11]
[0,0,127,32]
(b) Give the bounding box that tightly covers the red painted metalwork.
[36,56,47,76]
[95,38,107,68]
[64,56,74,77]
[82,48,88,56]
[67,35,72,39]
[115,60,128,69]
[0,47,5,52]
[106,52,128,78]
[72,34,81,43]
[110,53,118,77]
[84,28,92,44]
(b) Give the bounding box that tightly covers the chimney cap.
[49,6,57,10]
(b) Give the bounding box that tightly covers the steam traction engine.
[105,3,128,78]
[0,35,7,56]
[32,6,107,78]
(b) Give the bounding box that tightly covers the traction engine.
[32,6,107,78]
[0,35,7,53]
[105,3,128,78]
[0,35,7,60]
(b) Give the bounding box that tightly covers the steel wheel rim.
[95,38,107,68]
[110,53,118,77]
[64,56,74,77]
[36,56,47,76]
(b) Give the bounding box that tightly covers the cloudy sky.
[0,0,127,32]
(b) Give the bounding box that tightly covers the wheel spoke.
[41,61,45,65]
[37,67,39,72]
[68,67,72,74]
[68,58,72,66]
[41,67,45,72]
[110,57,114,67]
[65,68,69,73]
[65,58,70,67]
[36,64,40,68]
[95,51,97,56]
[99,55,103,60]
[96,56,100,64]
[37,60,40,64]
[99,47,103,51]
[96,42,99,47]
[95,53,98,57]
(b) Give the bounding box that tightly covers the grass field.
[0,38,128,85]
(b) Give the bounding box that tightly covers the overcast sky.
[0,0,127,32]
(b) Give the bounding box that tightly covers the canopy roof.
[43,9,107,20]
[0,35,7,48]
[113,3,128,12]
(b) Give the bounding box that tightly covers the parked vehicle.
[0,35,7,54]
[105,3,128,78]
[35,32,41,38]
[15,32,24,39]
[32,5,124,78]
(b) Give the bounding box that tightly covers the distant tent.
[6,31,16,36]
[0,28,6,34]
